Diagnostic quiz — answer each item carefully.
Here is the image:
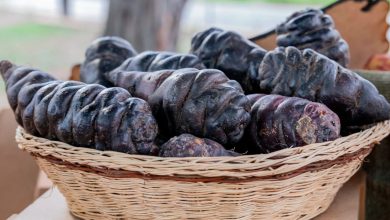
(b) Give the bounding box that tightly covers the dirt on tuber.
[159,134,239,157]
[241,94,341,153]
[191,28,389,129]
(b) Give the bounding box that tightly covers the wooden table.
[10,173,364,220]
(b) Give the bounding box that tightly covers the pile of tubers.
[1,9,389,157]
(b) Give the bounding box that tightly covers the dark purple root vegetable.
[0,60,158,155]
[80,36,137,86]
[190,27,267,93]
[190,27,387,128]
[258,46,390,128]
[159,134,240,157]
[240,94,340,154]
[105,68,251,145]
[113,51,205,72]
[276,9,350,67]
[246,94,267,106]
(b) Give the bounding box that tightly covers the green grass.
[0,22,73,41]
[0,22,79,72]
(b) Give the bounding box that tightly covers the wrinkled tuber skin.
[0,60,158,155]
[190,27,267,93]
[112,51,205,73]
[258,47,390,128]
[276,9,350,67]
[80,36,137,86]
[159,134,240,157]
[246,94,266,106]
[105,68,251,145]
[244,94,341,153]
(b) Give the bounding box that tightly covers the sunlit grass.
[0,22,73,41]
[0,22,77,71]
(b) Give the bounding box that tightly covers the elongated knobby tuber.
[80,36,137,86]
[276,9,350,67]
[105,68,251,145]
[113,51,205,72]
[243,94,341,153]
[258,47,390,128]
[190,27,267,93]
[159,134,239,157]
[191,27,389,128]
[0,60,158,155]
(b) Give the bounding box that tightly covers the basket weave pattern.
[16,120,390,220]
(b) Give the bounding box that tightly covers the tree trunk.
[61,0,69,16]
[104,0,188,52]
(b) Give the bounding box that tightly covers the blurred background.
[0,0,333,80]
[1,0,390,219]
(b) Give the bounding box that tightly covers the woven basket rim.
[16,120,390,179]
[30,146,372,183]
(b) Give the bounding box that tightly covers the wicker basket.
[16,120,390,220]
